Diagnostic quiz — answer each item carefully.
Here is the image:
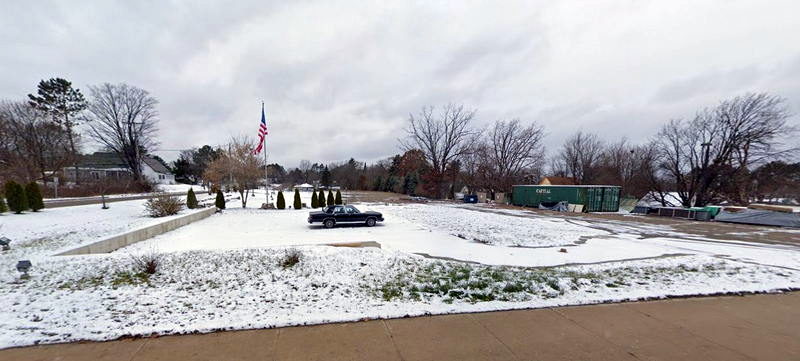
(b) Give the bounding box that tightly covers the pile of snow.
[0,246,796,349]
[385,203,608,247]
[0,198,204,260]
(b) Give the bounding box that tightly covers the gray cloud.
[2,1,799,167]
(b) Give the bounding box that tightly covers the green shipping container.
[511,185,621,212]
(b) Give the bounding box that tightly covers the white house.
[293,183,314,192]
[63,152,176,185]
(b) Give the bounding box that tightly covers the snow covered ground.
[1,197,799,348]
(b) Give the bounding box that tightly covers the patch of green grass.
[111,271,150,287]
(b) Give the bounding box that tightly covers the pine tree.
[25,182,44,211]
[311,190,318,208]
[276,191,286,209]
[318,189,326,207]
[28,78,87,184]
[215,190,226,209]
[335,190,343,205]
[293,189,302,209]
[187,188,198,209]
[0,197,7,214]
[327,190,335,205]
[4,181,28,214]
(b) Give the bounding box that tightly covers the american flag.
[253,103,268,154]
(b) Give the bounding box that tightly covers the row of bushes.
[311,189,342,208]
[0,181,44,214]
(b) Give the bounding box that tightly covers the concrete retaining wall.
[57,207,217,256]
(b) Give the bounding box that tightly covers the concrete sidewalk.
[3,292,798,361]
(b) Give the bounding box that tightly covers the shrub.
[25,182,44,212]
[293,189,302,209]
[0,197,7,214]
[276,191,286,209]
[318,189,326,207]
[280,249,302,268]
[215,190,226,209]
[327,190,334,205]
[311,190,318,208]
[335,190,343,205]
[186,188,198,209]
[144,193,184,217]
[4,181,28,214]
[131,250,162,275]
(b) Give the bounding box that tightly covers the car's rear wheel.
[365,217,376,227]
[324,219,335,228]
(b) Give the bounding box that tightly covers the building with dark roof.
[62,152,175,184]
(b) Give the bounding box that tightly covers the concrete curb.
[56,207,217,256]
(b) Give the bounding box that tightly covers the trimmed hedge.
[25,182,44,212]
[276,191,286,209]
[215,190,226,209]
[187,188,199,209]
[4,181,28,214]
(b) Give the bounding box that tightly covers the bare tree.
[0,101,72,183]
[484,119,545,192]
[655,93,795,206]
[203,136,264,208]
[85,83,159,182]
[399,104,477,198]
[297,159,313,183]
[555,131,605,184]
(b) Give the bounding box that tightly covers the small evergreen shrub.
[311,190,318,208]
[293,189,302,209]
[0,196,7,214]
[215,190,226,209]
[335,190,343,205]
[144,193,184,217]
[327,190,334,206]
[4,181,28,214]
[186,188,198,209]
[25,182,44,212]
[318,190,326,207]
[276,191,286,209]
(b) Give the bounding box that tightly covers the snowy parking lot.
[1,194,799,348]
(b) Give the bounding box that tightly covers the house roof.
[75,152,170,174]
[539,176,577,185]
[294,183,314,188]
[143,157,171,174]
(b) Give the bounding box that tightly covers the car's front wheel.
[324,219,336,228]
[365,217,376,227]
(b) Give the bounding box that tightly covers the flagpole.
[268,100,269,206]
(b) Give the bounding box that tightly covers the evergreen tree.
[25,182,44,211]
[318,189,326,207]
[321,166,331,187]
[186,188,199,209]
[277,191,286,209]
[327,190,335,205]
[311,190,318,208]
[4,181,28,214]
[0,196,7,214]
[293,189,302,209]
[215,190,226,209]
[335,190,343,205]
[28,78,87,184]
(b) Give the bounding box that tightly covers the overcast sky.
[2,1,799,167]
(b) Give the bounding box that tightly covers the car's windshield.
[324,206,336,213]
[345,206,360,214]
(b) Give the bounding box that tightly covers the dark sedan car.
[308,205,384,228]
